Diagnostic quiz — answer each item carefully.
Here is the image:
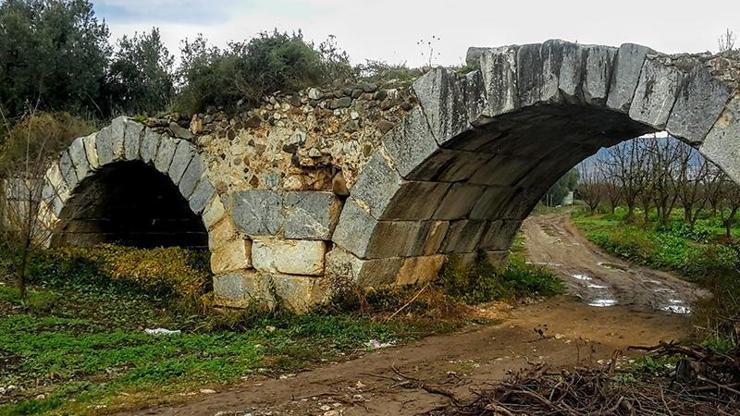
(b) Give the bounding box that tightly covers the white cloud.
[99,0,740,67]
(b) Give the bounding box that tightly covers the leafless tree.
[577,164,602,213]
[719,175,740,239]
[675,145,710,229]
[646,137,682,227]
[719,29,736,52]
[601,139,650,222]
[598,163,622,214]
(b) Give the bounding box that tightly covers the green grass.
[0,281,451,415]
[571,207,740,351]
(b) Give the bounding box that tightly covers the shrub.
[0,112,96,173]
[175,30,354,114]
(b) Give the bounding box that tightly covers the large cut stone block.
[272,274,328,313]
[202,196,226,230]
[107,116,127,163]
[365,221,423,259]
[556,42,585,103]
[94,126,114,166]
[517,41,564,107]
[700,95,740,183]
[213,271,275,309]
[208,217,238,250]
[666,65,732,144]
[381,181,450,220]
[178,154,205,198]
[283,191,342,240]
[210,238,252,274]
[469,186,515,220]
[325,247,403,288]
[331,197,378,258]
[81,133,99,170]
[140,128,161,164]
[395,255,446,286]
[479,220,521,251]
[350,152,403,220]
[67,137,91,182]
[480,46,518,117]
[412,220,449,256]
[58,150,78,190]
[231,189,283,235]
[382,107,439,178]
[252,237,326,276]
[629,55,683,128]
[412,68,487,146]
[168,140,196,185]
[123,120,144,161]
[45,162,69,202]
[583,45,617,105]
[440,220,487,253]
[154,136,178,174]
[468,155,535,186]
[432,183,485,220]
[607,43,652,113]
[188,178,215,214]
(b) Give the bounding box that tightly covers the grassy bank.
[572,207,740,351]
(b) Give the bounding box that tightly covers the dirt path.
[119,214,700,416]
[521,212,705,313]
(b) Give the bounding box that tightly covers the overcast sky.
[93,0,739,67]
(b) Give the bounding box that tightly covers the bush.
[175,30,353,114]
[0,112,96,173]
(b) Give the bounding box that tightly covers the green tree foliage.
[0,0,110,118]
[542,168,580,206]
[104,28,175,115]
[176,30,353,114]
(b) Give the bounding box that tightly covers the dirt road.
[120,214,699,416]
[521,213,704,314]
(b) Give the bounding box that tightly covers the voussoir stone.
[168,140,196,185]
[629,55,684,128]
[283,191,342,240]
[382,107,439,179]
[479,46,519,117]
[325,247,403,288]
[123,120,144,161]
[140,128,161,164]
[607,43,652,112]
[58,150,78,190]
[154,136,178,174]
[700,95,740,183]
[178,154,205,198]
[331,197,378,258]
[349,152,403,220]
[67,137,91,182]
[81,133,99,170]
[202,197,226,230]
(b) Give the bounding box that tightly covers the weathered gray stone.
[440,220,487,253]
[94,126,114,166]
[629,55,684,128]
[331,197,378,258]
[140,128,161,164]
[188,178,215,214]
[412,67,486,146]
[666,65,732,144]
[178,155,205,198]
[480,46,518,117]
[381,181,450,220]
[517,41,563,107]
[44,162,69,201]
[81,133,99,170]
[479,220,521,250]
[432,183,486,220]
[58,150,78,189]
[168,140,196,185]
[153,136,178,174]
[123,121,144,161]
[271,274,328,313]
[325,247,403,288]
[213,271,275,309]
[607,43,652,112]
[556,42,585,102]
[364,221,423,258]
[67,137,91,182]
[583,45,617,104]
[468,155,535,186]
[208,216,238,250]
[411,220,449,256]
[469,186,515,220]
[283,191,342,240]
[252,237,326,276]
[109,116,127,162]
[350,152,403,219]
[169,122,194,140]
[211,239,252,274]
[382,107,439,178]
[700,95,740,183]
[231,189,283,235]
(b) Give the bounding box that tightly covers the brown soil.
[119,214,700,416]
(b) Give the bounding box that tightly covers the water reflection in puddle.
[572,274,592,281]
[588,299,618,307]
[661,305,691,314]
[587,283,608,289]
[527,261,563,267]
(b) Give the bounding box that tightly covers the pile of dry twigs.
[425,342,739,415]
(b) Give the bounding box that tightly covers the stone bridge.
[34,40,740,312]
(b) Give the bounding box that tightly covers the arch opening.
[53,160,208,248]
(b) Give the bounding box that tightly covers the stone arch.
[328,40,740,287]
[38,116,224,251]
